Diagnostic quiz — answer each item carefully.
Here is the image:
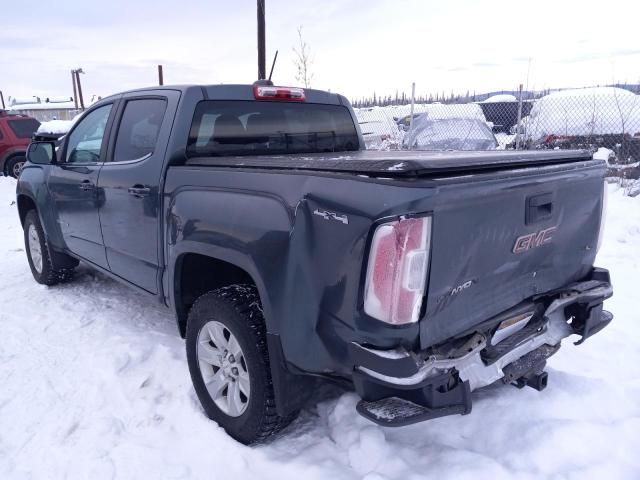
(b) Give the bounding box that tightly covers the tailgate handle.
[526,193,554,224]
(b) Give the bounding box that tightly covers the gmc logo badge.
[513,226,557,254]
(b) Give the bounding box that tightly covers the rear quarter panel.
[164,167,432,374]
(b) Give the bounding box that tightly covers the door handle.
[526,193,554,224]
[128,185,151,197]
[79,180,95,191]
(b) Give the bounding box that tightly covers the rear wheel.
[6,155,26,178]
[186,284,297,444]
[23,210,78,285]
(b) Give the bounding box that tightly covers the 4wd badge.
[513,226,557,254]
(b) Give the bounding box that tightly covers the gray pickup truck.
[17,83,613,444]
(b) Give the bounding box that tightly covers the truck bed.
[184,149,595,177]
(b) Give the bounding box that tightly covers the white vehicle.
[403,116,498,151]
[358,119,399,148]
[526,87,640,140]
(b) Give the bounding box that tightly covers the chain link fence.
[353,85,640,185]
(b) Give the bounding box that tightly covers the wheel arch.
[17,193,37,227]
[172,250,269,338]
[172,249,309,417]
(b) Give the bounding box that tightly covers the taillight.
[253,86,306,102]
[364,216,432,325]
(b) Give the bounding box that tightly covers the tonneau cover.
[184,150,596,177]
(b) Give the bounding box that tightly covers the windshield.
[187,101,360,157]
[403,117,497,151]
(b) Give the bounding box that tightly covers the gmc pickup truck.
[17,83,613,445]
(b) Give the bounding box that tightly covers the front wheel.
[186,285,297,444]
[23,210,78,285]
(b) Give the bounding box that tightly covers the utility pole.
[515,83,523,150]
[74,69,85,110]
[158,64,164,86]
[257,0,266,79]
[71,70,79,109]
[408,82,416,137]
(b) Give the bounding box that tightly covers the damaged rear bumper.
[351,268,613,427]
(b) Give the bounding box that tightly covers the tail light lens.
[364,216,432,325]
[254,86,306,102]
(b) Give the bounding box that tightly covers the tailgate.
[420,161,605,348]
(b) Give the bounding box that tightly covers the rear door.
[47,103,116,268]
[97,90,179,293]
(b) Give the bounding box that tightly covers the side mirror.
[27,142,56,165]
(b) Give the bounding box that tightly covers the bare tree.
[293,25,314,88]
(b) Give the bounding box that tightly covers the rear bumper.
[351,267,613,426]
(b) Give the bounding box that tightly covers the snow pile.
[417,103,485,121]
[593,147,615,163]
[593,147,613,160]
[356,103,486,124]
[8,101,78,111]
[45,97,74,104]
[37,113,82,135]
[8,96,41,106]
[37,119,75,135]
[0,177,639,479]
[482,94,517,103]
[526,87,640,139]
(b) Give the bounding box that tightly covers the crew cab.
[16,83,613,444]
[0,111,40,178]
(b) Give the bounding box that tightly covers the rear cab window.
[113,98,167,162]
[7,118,40,139]
[187,101,359,157]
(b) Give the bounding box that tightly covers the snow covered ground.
[0,176,638,480]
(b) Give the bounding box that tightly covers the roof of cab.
[98,84,346,106]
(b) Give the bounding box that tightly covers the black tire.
[186,284,297,444]
[23,210,78,285]
[6,155,26,179]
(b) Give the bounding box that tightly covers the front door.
[97,92,178,293]
[48,103,115,268]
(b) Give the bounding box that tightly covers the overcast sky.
[1,0,639,102]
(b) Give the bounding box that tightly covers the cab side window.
[113,99,167,162]
[65,104,113,164]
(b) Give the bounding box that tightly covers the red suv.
[0,111,41,178]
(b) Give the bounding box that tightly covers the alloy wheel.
[28,224,43,274]
[197,320,250,417]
